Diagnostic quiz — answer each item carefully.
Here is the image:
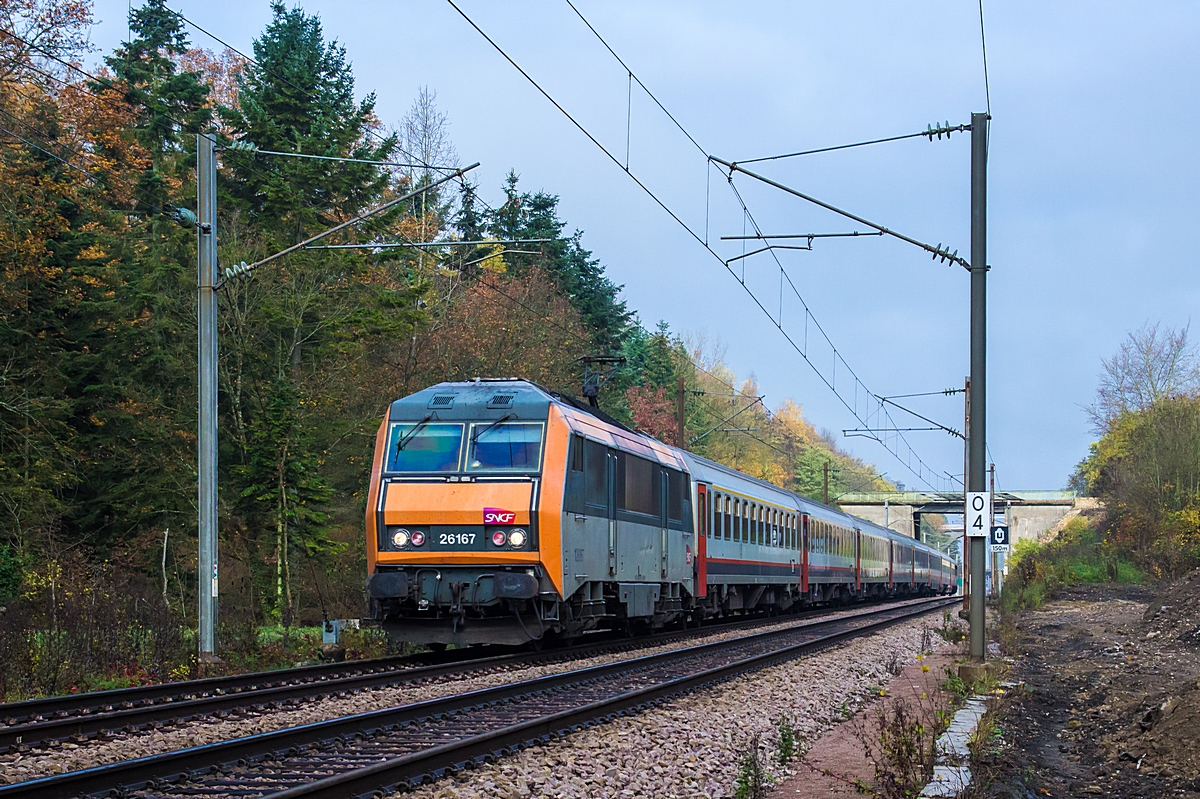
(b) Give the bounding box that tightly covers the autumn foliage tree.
[0,0,894,683]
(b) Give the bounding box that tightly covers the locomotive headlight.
[508,529,527,547]
[491,530,508,547]
[391,529,410,548]
[410,530,426,547]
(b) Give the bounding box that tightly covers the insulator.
[223,261,253,281]
[168,206,197,228]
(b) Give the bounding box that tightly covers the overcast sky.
[85,1,1200,491]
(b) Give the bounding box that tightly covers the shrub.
[775,715,798,766]
[733,733,772,799]
[1001,516,1144,613]
[857,698,939,799]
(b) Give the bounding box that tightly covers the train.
[364,379,958,646]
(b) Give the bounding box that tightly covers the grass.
[1000,517,1145,612]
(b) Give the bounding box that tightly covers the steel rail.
[0,597,956,799]
[274,597,957,799]
[0,598,919,749]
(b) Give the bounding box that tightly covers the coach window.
[742,500,750,542]
[709,492,718,538]
[732,498,741,541]
[724,495,732,540]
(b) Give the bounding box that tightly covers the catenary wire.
[721,166,948,490]
[163,2,511,233]
[447,0,947,490]
[561,0,707,159]
[735,129,952,166]
[978,0,991,117]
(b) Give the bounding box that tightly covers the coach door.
[854,529,862,592]
[801,515,810,593]
[660,469,669,579]
[606,450,618,576]
[888,540,894,588]
[695,484,708,597]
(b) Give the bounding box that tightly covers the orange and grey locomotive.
[364,379,956,646]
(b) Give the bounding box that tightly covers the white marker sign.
[966,491,991,538]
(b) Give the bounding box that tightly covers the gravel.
[0,598,947,786]
[396,616,954,799]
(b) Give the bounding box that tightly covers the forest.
[0,0,890,694]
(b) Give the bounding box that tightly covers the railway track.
[0,596,946,751]
[0,596,956,799]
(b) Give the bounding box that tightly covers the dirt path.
[983,584,1200,798]
[769,652,956,798]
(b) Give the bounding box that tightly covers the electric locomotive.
[364,379,957,646]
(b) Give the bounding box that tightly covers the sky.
[83,1,1200,491]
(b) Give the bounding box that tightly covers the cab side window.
[584,438,609,513]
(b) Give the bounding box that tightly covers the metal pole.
[197,133,220,663]
[989,463,997,599]
[968,112,989,662]
[962,376,969,609]
[676,375,686,450]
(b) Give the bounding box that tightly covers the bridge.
[837,490,1086,545]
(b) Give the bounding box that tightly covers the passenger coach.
[365,379,957,646]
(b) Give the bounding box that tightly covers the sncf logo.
[484,508,516,525]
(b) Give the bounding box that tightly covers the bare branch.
[1088,322,1200,432]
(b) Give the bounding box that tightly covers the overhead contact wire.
[452,0,948,490]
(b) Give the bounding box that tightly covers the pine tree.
[222,1,397,241]
[105,0,211,211]
[236,375,336,623]
[483,171,633,352]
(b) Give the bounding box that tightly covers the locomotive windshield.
[386,422,464,472]
[467,421,543,472]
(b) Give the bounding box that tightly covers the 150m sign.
[966,491,992,538]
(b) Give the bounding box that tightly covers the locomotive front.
[365,380,570,646]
